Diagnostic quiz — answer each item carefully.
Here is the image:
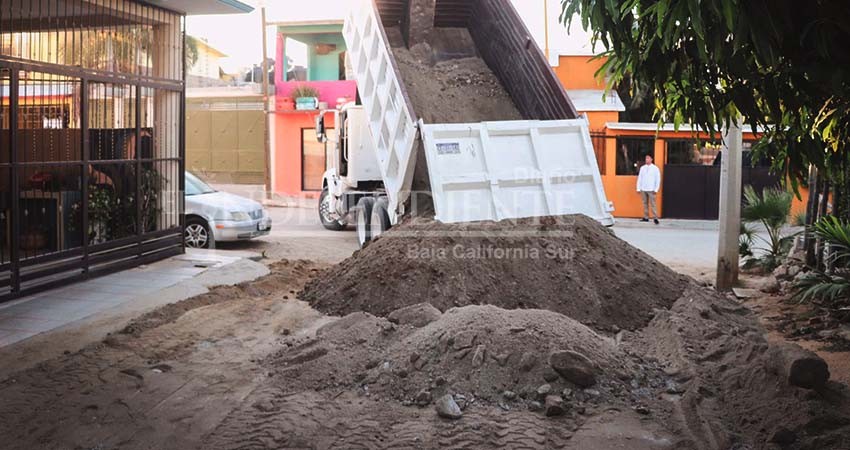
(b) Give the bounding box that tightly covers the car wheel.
[185,217,212,249]
[319,188,346,231]
[356,197,376,248]
[370,197,391,240]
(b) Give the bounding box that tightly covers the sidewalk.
[614,217,720,230]
[0,249,267,349]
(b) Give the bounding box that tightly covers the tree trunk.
[805,167,820,267]
[816,179,831,270]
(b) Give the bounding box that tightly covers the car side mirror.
[316,112,327,143]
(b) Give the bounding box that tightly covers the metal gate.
[662,165,780,219]
[0,0,186,302]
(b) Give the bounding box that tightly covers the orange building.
[552,54,807,219]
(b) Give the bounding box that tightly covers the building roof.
[566,89,625,112]
[190,36,228,58]
[141,0,253,15]
[606,122,761,134]
[274,21,345,35]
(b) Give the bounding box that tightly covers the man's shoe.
[654,219,660,225]
[640,218,649,222]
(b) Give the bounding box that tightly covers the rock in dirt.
[549,350,598,387]
[767,342,830,390]
[301,215,689,332]
[536,384,552,400]
[415,389,432,406]
[758,276,781,294]
[769,427,798,446]
[544,395,567,417]
[387,303,442,328]
[435,394,463,420]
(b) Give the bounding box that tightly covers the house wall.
[273,111,336,197]
[186,96,266,184]
[554,55,607,90]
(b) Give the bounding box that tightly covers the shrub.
[290,84,320,99]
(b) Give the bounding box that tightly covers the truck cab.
[316,104,390,246]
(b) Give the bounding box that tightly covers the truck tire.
[370,197,391,240]
[319,188,346,231]
[356,197,376,247]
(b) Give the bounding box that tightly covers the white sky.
[185,0,598,73]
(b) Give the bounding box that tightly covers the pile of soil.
[300,215,691,331]
[266,304,653,403]
[391,44,523,123]
[624,284,850,448]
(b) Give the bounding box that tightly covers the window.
[615,137,654,175]
[186,172,216,196]
[666,139,722,165]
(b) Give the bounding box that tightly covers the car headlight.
[229,211,251,221]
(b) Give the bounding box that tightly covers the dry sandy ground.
[0,260,329,450]
[744,281,850,388]
[0,259,675,450]
[1,218,849,449]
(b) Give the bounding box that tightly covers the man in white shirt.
[636,154,661,224]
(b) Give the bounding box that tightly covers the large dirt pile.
[391,43,523,123]
[363,304,641,402]
[300,215,691,331]
[263,303,676,439]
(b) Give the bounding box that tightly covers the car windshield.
[185,172,216,196]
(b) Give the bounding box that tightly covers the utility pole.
[543,0,550,60]
[716,119,743,291]
[261,5,272,200]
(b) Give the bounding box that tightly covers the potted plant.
[291,85,320,110]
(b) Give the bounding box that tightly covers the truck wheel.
[355,197,376,247]
[370,197,391,240]
[319,188,345,231]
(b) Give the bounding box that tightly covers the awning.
[140,0,254,15]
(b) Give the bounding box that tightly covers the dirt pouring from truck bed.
[300,215,691,332]
[390,40,524,124]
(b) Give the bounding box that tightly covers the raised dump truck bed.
[374,0,578,121]
[342,0,614,227]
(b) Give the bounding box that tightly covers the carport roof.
[141,0,254,15]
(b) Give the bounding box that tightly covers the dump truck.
[316,0,614,246]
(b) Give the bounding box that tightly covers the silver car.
[184,172,272,248]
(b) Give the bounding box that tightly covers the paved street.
[212,185,725,283]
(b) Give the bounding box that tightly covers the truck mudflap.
[419,119,615,226]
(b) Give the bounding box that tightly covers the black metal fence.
[0,0,185,301]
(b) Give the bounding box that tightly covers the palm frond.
[794,270,850,304]
[812,216,850,268]
[741,186,793,229]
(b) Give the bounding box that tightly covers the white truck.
[317,0,614,247]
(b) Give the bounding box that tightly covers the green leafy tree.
[561,0,850,199]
